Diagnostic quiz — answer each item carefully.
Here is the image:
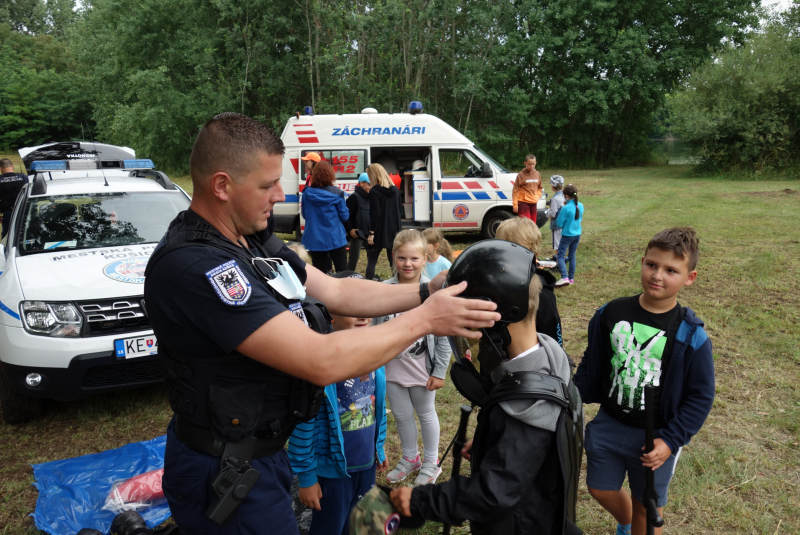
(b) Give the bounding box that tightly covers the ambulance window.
[301,150,367,180]
[439,149,484,178]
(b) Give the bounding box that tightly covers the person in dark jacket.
[347,172,371,271]
[389,269,579,535]
[0,159,28,238]
[365,163,402,280]
[301,160,352,272]
[574,227,713,535]
[476,217,564,376]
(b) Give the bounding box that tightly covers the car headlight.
[20,301,82,337]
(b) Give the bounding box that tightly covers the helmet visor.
[449,335,475,365]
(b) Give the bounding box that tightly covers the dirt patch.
[579,190,602,196]
[750,189,796,196]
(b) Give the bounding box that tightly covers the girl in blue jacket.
[555,184,584,287]
[301,160,352,273]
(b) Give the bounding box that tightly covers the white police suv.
[0,142,191,423]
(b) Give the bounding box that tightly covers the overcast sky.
[764,0,796,13]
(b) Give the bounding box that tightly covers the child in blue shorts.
[574,228,715,535]
[287,271,389,535]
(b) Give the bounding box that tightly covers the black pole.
[443,404,472,535]
[643,385,664,534]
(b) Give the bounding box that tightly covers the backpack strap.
[484,371,570,411]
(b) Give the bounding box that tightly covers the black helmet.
[446,239,536,324]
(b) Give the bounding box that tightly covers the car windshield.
[472,145,511,173]
[19,192,189,254]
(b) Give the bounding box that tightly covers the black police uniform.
[0,171,27,238]
[145,210,319,534]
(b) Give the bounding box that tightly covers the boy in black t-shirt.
[574,228,715,535]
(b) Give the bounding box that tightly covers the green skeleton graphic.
[608,321,667,412]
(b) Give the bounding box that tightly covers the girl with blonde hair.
[373,230,450,486]
[421,228,454,280]
[365,163,402,280]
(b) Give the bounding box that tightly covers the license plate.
[114,335,158,359]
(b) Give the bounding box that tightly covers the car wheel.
[481,210,514,239]
[0,369,46,424]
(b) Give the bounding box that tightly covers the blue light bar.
[123,159,155,169]
[30,160,68,171]
[408,101,423,114]
[304,106,314,115]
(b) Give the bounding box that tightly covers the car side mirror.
[482,161,492,177]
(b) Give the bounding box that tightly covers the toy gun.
[644,385,664,535]
[442,404,472,535]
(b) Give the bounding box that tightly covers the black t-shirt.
[599,295,685,429]
[145,215,307,360]
[0,172,28,212]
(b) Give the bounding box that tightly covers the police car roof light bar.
[408,101,423,114]
[29,159,155,172]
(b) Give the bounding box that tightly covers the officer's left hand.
[390,487,413,517]
[640,438,672,471]
[426,376,445,391]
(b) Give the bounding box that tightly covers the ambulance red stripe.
[463,181,481,189]
[434,222,479,228]
[298,137,319,143]
[441,182,463,190]
[293,124,314,127]
[295,131,316,135]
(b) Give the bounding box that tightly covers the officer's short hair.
[0,159,13,171]
[189,112,285,184]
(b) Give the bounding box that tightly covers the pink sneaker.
[386,455,422,483]
[569,279,575,284]
[414,460,443,485]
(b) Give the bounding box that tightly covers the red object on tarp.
[103,468,164,514]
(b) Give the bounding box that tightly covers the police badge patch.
[206,260,252,306]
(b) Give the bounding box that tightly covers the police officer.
[0,158,28,238]
[144,113,499,534]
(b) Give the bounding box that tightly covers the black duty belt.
[174,417,288,458]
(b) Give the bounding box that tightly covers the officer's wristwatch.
[419,282,430,303]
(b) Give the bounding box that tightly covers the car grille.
[82,358,163,388]
[77,297,151,337]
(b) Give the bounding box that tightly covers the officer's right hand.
[422,281,499,339]
[299,483,323,511]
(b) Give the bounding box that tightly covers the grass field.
[1,161,799,534]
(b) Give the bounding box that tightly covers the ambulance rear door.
[433,147,498,232]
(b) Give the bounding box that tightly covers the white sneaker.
[555,278,571,288]
[414,460,443,485]
[385,454,422,483]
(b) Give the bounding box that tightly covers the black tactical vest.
[145,211,325,444]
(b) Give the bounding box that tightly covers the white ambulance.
[275,103,546,240]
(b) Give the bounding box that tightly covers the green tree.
[670,11,800,172]
[0,22,92,150]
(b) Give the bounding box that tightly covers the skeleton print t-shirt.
[599,296,684,429]
[382,312,430,387]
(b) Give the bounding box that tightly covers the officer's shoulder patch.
[205,260,252,306]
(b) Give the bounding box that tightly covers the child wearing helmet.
[546,175,566,252]
[388,240,582,535]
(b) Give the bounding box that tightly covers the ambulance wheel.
[0,368,46,424]
[482,210,514,239]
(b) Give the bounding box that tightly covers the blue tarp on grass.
[31,434,171,535]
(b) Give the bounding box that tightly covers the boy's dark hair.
[0,158,13,170]
[646,227,700,271]
[189,112,284,185]
[328,270,365,280]
[310,160,336,188]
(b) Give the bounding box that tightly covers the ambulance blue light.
[123,159,155,169]
[30,161,68,171]
[304,106,314,115]
[409,101,423,115]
